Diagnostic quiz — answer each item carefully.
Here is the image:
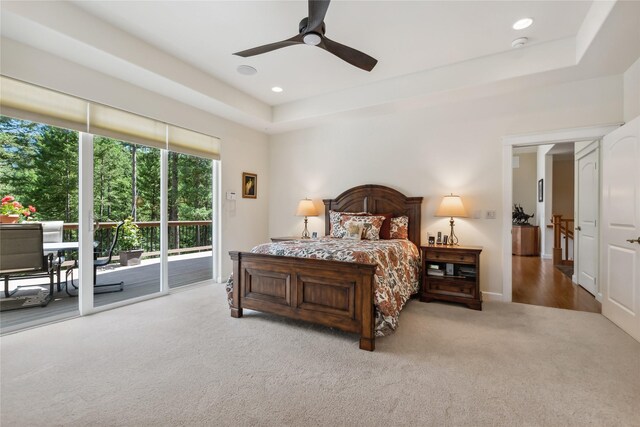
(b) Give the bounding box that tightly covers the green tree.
[177,154,212,220]
[0,116,40,203]
[93,137,131,221]
[27,125,78,221]
[136,146,161,221]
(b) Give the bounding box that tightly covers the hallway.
[512,256,601,313]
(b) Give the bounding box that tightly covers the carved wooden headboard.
[323,184,423,247]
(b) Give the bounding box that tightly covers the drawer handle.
[459,256,464,260]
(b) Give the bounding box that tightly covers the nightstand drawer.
[424,249,475,264]
[427,279,476,298]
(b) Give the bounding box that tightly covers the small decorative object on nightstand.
[421,244,482,310]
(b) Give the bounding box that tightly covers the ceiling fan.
[233,0,378,72]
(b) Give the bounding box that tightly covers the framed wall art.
[243,172,257,198]
[538,178,543,202]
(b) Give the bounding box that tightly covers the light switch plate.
[226,191,237,201]
[486,210,496,219]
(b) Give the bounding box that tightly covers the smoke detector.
[511,37,528,49]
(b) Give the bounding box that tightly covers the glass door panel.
[167,152,213,288]
[0,116,80,332]
[92,137,161,307]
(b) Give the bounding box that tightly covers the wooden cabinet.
[512,225,539,256]
[421,245,482,310]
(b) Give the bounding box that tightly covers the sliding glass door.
[167,152,214,289]
[91,137,162,308]
[0,116,80,332]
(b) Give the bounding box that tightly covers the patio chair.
[41,220,65,291]
[66,221,125,295]
[0,223,55,309]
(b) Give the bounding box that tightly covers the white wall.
[552,157,575,219]
[269,75,624,298]
[624,56,640,122]
[512,152,537,225]
[0,39,270,279]
[537,145,554,258]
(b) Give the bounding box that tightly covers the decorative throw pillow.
[390,216,409,239]
[329,210,369,238]
[342,220,364,240]
[329,210,343,237]
[377,213,393,239]
[339,214,385,240]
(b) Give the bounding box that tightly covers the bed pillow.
[377,213,393,239]
[342,220,364,240]
[329,210,369,237]
[390,216,409,239]
[339,214,385,240]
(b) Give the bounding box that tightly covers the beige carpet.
[1,283,639,426]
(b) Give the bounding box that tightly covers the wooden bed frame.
[229,184,423,351]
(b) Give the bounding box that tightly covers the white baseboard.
[572,274,578,284]
[541,254,552,260]
[482,291,504,302]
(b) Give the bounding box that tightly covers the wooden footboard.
[229,251,378,351]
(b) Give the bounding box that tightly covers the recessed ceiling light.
[237,65,257,76]
[271,86,283,93]
[511,37,528,49]
[513,18,533,30]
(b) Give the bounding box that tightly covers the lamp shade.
[435,194,468,218]
[296,199,318,217]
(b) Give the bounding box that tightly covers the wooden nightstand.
[421,245,483,310]
[270,236,302,242]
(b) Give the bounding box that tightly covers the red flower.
[13,201,22,209]
[23,210,30,217]
[28,205,36,213]
[2,195,14,203]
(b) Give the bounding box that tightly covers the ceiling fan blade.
[233,34,304,57]
[307,0,330,32]
[319,37,378,72]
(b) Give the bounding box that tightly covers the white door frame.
[501,123,621,302]
[78,132,171,316]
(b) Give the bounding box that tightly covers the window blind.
[0,76,87,132]
[168,125,221,160]
[0,76,221,158]
[88,104,166,150]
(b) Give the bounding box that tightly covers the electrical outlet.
[486,210,496,219]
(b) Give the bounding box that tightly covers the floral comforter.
[250,237,421,336]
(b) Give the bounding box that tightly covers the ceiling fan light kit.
[233,0,377,72]
[303,32,322,46]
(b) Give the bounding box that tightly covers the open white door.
[576,147,599,295]
[601,117,640,341]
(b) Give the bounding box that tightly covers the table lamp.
[435,194,468,245]
[296,198,318,239]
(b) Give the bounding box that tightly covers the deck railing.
[62,220,212,257]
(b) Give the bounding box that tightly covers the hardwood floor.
[512,256,601,313]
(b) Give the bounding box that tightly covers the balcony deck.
[1,252,214,334]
